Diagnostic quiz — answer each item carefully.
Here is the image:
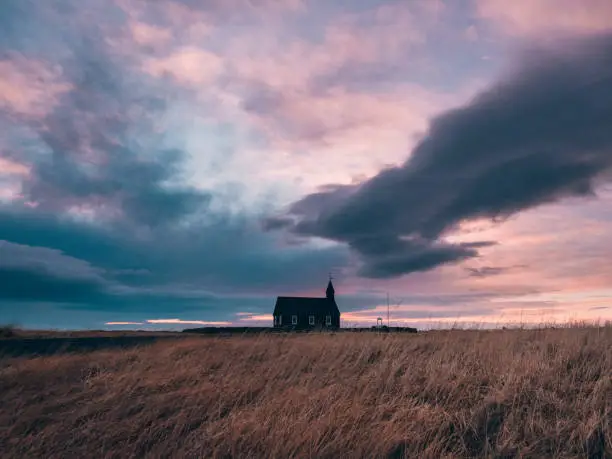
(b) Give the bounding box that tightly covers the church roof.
[274,297,338,315]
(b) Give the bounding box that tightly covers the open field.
[1,325,611,458]
[0,326,185,339]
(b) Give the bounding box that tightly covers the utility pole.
[386,294,403,329]
[387,292,390,328]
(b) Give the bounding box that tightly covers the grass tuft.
[0,324,610,457]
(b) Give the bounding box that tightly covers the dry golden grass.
[1,326,611,458]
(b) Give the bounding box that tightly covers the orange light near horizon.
[235,313,272,322]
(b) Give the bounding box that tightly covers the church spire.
[326,274,335,301]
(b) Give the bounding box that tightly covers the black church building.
[273,279,341,330]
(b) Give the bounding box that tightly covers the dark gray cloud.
[276,33,612,278]
[464,264,527,278]
[260,215,296,231]
[0,267,106,302]
[0,203,348,311]
[0,228,347,320]
[350,236,495,278]
[0,240,196,308]
[0,8,349,315]
[465,266,508,278]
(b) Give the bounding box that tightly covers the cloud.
[105,319,234,326]
[464,266,511,278]
[142,47,223,86]
[0,239,217,311]
[226,1,456,151]
[260,216,295,231]
[129,20,173,47]
[235,312,272,322]
[0,266,107,302]
[476,0,612,37]
[0,204,349,305]
[0,56,71,117]
[105,322,144,325]
[169,0,304,18]
[0,240,111,302]
[0,157,29,176]
[0,7,350,313]
[4,38,213,228]
[464,25,479,42]
[116,0,484,208]
[145,319,232,326]
[5,0,608,327]
[278,33,612,278]
[351,237,494,279]
[241,84,447,150]
[0,240,105,279]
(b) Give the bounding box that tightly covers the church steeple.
[326,274,335,301]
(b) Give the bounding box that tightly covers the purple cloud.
[278,33,612,278]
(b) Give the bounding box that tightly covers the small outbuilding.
[273,279,341,330]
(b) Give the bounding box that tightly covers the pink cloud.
[0,57,70,117]
[129,9,484,205]
[476,0,612,36]
[450,198,612,290]
[243,85,456,149]
[227,2,434,91]
[142,47,224,85]
[318,3,428,67]
[206,0,305,15]
[129,20,173,47]
[111,0,484,201]
[219,80,485,202]
[118,0,304,32]
[234,312,273,322]
[329,196,612,327]
[0,157,30,176]
[0,186,21,202]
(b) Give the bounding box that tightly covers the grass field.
[0,324,611,458]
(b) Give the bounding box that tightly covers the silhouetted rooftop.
[274,297,338,315]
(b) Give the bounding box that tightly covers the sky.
[1,0,612,330]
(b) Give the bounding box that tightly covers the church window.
[326,315,332,326]
[292,315,298,325]
[309,315,315,325]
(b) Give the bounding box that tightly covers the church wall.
[273,312,340,330]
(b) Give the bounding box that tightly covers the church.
[273,278,341,330]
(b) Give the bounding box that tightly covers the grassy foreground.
[1,326,611,458]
